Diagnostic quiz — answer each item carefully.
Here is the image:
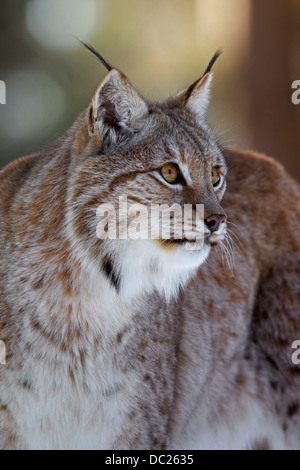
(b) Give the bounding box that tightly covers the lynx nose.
[205,214,226,233]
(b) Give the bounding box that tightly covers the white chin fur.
[107,239,211,302]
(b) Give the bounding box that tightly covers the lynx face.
[68,51,227,298]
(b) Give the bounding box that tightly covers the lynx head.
[68,44,227,300]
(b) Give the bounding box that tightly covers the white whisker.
[226,221,246,240]
[219,230,236,279]
[217,242,226,271]
[226,228,244,253]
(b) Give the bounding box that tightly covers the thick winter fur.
[0,53,300,450]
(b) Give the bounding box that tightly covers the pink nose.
[205,214,226,233]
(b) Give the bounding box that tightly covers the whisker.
[217,138,234,147]
[219,241,231,270]
[225,228,244,253]
[218,243,227,272]
[224,241,235,270]
[221,233,236,278]
[220,242,234,276]
[212,122,237,139]
[225,237,240,259]
[226,221,246,239]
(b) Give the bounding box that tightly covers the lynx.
[0,44,299,450]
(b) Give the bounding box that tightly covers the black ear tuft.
[184,49,222,102]
[78,39,113,72]
[202,49,222,77]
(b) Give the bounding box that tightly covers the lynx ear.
[88,69,148,144]
[184,72,213,120]
[178,50,222,121]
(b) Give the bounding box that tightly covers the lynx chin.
[0,43,299,450]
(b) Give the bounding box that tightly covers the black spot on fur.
[251,438,271,450]
[270,380,278,391]
[287,401,299,417]
[102,256,121,292]
[68,366,76,385]
[283,422,288,432]
[265,353,279,371]
[20,379,31,391]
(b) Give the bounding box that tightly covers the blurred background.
[0,0,300,179]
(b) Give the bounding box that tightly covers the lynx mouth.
[155,238,205,251]
[154,231,225,251]
[205,231,226,246]
[155,238,190,251]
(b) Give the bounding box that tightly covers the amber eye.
[161,164,179,184]
[211,167,221,187]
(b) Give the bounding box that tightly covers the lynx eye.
[211,167,221,187]
[161,164,179,184]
